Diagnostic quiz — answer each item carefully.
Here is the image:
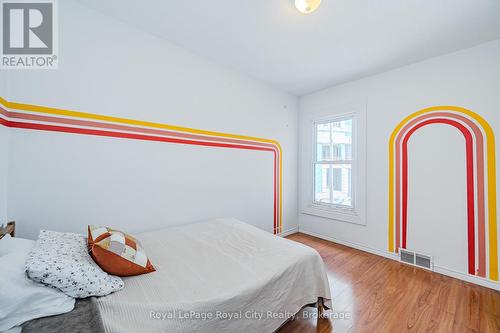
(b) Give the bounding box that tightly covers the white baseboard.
[299,229,399,261]
[298,229,500,291]
[433,265,500,291]
[279,227,299,237]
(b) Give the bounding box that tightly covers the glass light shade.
[294,0,322,14]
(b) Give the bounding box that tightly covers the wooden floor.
[278,233,500,333]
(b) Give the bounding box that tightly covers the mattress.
[95,218,332,333]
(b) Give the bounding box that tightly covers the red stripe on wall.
[9,120,277,151]
[395,112,486,276]
[1,118,279,233]
[273,150,277,233]
[0,106,282,234]
[402,137,408,248]
[402,118,476,275]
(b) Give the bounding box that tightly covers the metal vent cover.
[400,249,415,265]
[415,254,432,269]
[399,248,433,271]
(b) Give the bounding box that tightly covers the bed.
[21,218,332,333]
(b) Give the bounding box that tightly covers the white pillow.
[25,230,124,298]
[0,240,75,332]
[0,234,35,256]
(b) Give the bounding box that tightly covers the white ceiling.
[77,0,500,96]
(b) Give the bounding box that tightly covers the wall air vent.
[400,249,415,265]
[399,248,433,271]
[415,253,432,270]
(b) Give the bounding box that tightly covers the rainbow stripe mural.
[388,106,498,281]
[0,97,283,234]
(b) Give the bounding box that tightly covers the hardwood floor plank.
[278,233,500,333]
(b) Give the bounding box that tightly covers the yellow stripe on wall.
[388,106,498,281]
[0,97,284,234]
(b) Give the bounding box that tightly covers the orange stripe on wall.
[0,98,284,234]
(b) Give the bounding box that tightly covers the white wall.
[0,73,8,225]
[2,0,299,239]
[0,125,7,224]
[299,39,500,285]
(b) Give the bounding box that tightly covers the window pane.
[314,164,331,204]
[316,118,353,161]
[314,164,352,207]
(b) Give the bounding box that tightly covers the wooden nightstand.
[0,221,15,239]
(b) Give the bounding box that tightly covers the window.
[314,117,354,209]
[300,107,366,225]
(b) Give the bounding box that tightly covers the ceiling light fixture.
[294,0,322,14]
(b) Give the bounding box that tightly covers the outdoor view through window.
[314,117,353,208]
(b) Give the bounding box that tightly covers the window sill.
[301,205,366,225]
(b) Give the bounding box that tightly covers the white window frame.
[301,106,366,225]
[312,114,356,212]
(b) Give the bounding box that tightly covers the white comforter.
[96,218,331,333]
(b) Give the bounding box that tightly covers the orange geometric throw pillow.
[87,225,155,277]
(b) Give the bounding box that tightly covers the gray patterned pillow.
[25,230,124,298]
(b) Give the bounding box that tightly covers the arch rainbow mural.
[0,97,283,234]
[388,106,498,281]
